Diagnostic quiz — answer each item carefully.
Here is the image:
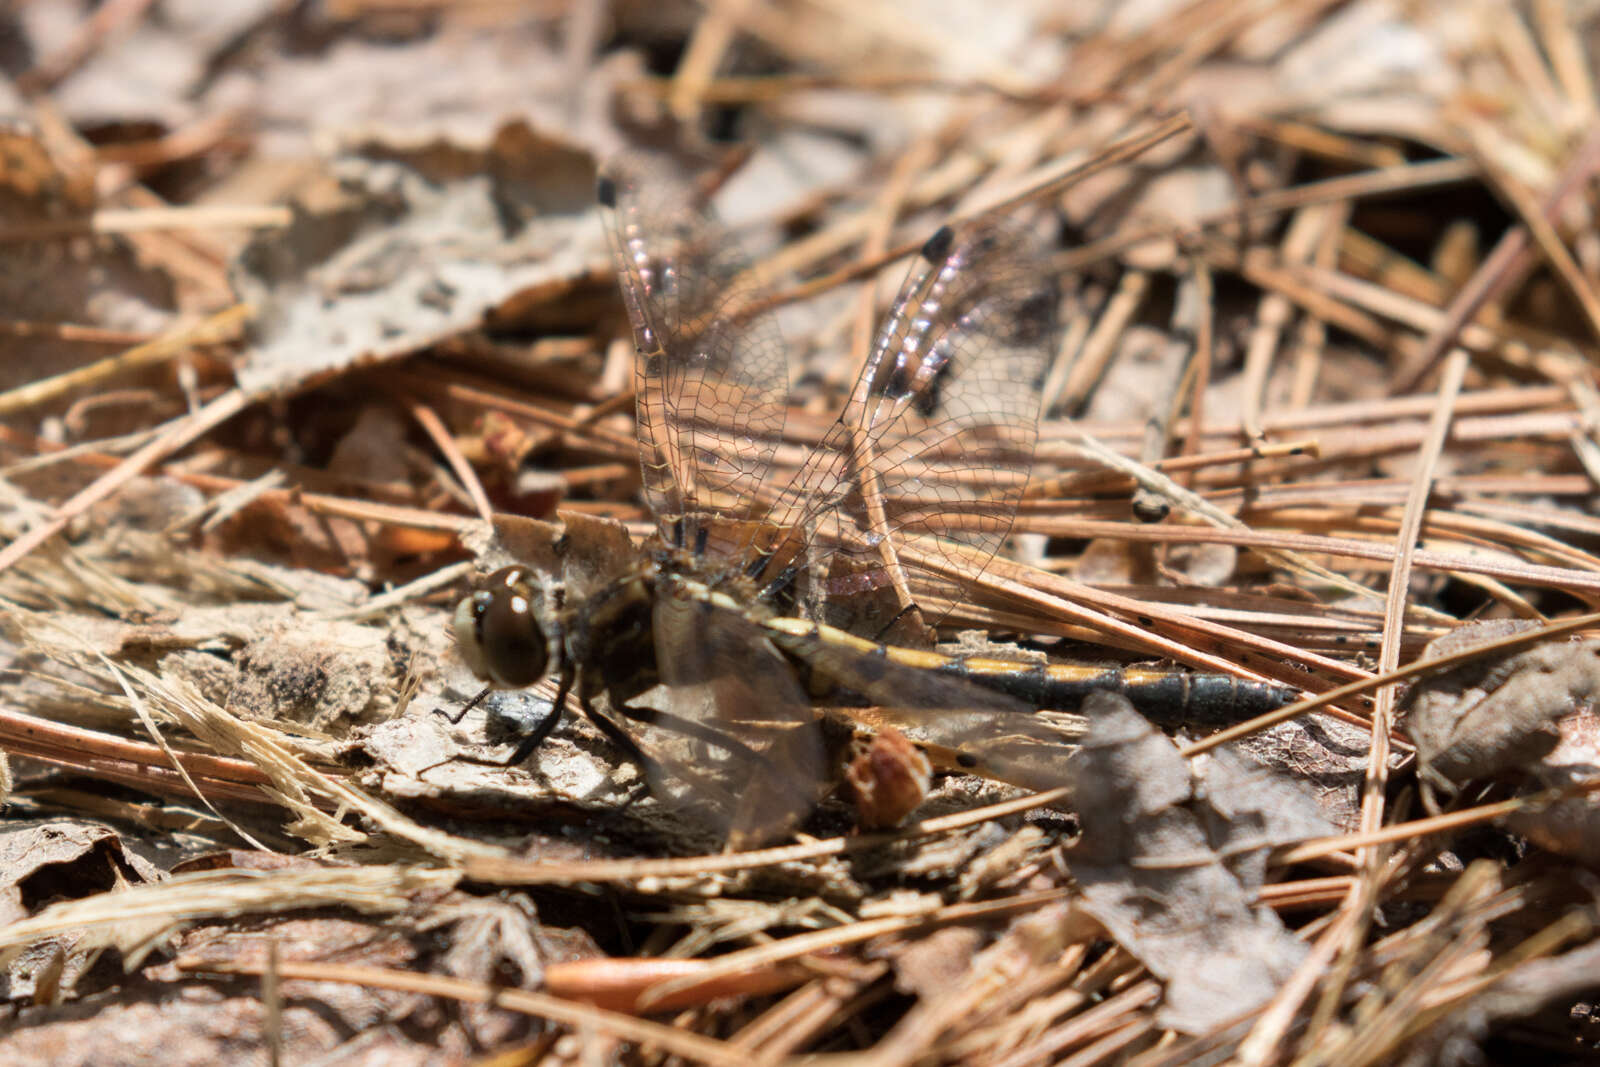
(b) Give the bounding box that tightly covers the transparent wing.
[632,579,828,847]
[773,622,1076,792]
[597,157,789,546]
[753,218,1059,637]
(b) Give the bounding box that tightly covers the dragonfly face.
[454,565,556,690]
[451,155,1112,846]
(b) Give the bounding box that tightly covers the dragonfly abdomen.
[757,611,1298,725]
[912,652,1299,725]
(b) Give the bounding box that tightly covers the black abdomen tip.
[596,175,618,208]
[920,225,954,263]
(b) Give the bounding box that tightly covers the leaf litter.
[1,0,1600,1063]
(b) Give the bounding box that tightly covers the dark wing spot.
[920,225,954,264]
[913,347,951,417]
[596,175,618,208]
[885,362,910,400]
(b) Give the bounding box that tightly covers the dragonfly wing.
[597,157,788,546]
[772,623,1076,794]
[638,580,829,847]
[757,217,1060,636]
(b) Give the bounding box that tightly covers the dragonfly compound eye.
[453,567,550,688]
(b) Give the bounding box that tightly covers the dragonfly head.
[453,565,559,689]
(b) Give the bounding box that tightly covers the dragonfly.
[452,157,1296,846]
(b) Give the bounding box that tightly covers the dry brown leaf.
[1068,692,1319,1034]
[1401,621,1600,811]
[231,121,604,397]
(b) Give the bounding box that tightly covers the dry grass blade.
[0,865,461,969]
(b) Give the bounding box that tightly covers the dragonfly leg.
[437,672,571,768]
[609,699,787,776]
[500,669,574,765]
[436,685,491,726]
[575,689,675,791]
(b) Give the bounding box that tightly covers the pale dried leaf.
[1401,622,1600,810]
[1069,693,1312,1033]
